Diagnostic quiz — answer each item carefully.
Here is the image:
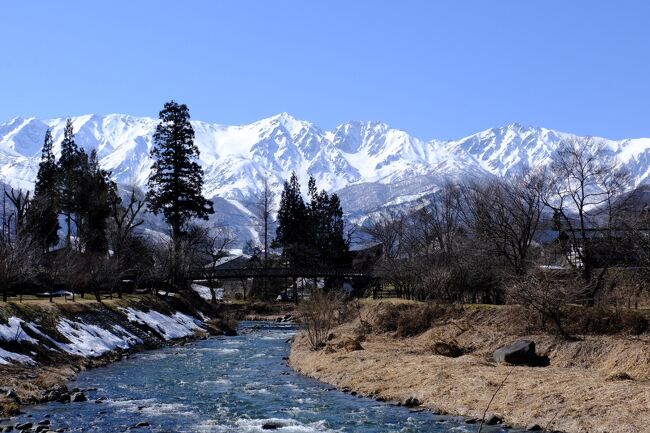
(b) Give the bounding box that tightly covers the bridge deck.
[190,267,373,280]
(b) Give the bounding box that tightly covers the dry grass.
[290,300,650,433]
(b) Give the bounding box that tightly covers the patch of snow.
[192,284,223,301]
[56,319,142,357]
[122,308,205,340]
[0,317,39,344]
[0,347,35,365]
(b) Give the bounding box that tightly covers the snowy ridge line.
[0,307,208,365]
[2,113,649,244]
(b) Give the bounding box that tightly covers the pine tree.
[147,101,214,241]
[27,129,60,251]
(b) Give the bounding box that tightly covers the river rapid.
[12,322,521,432]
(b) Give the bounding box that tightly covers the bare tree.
[251,174,277,264]
[507,270,582,339]
[197,225,235,303]
[0,188,38,302]
[544,137,629,304]
[4,188,30,239]
[466,172,545,276]
[0,229,37,302]
[108,186,146,298]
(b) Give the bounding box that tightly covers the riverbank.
[289,300,650,433]
[0,292,237,416]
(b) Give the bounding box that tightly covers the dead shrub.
[371,303,463,337]
[606,372,634,381]
[508,272,648,337]
[431,340,468,357]
[297,290,344,350]
[395,306,437,337]
[567,306,648,335]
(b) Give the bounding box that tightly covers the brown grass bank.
[289,300,650,433]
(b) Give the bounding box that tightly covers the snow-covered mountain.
[1,113,649,244]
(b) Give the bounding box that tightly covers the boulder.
[485,414,503,425]
[403,397,421,408]
[14,423,32,431]
[71,392,87,402]
[261,421,285,430]
[493,340,546,366]
[527,424,543,431]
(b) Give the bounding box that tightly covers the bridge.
[189,266,374,281]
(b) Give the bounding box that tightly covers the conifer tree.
[27,129,60,251]
[275,173,349,269]
[147,101,214,241]
[58,119,84,248]
[78,150,115,253]
[325,193,348,266]
[275,171,308,266]
[305,176,349,267]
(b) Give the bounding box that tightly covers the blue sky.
[1,1,649,140]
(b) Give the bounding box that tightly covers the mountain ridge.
[1,113,649,244]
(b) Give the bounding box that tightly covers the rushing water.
[13,322,520,432]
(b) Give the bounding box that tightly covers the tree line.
[0,100,352,304]
[0,101,217,301]
[363,136,649,333]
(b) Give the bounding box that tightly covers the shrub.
[395,306,437,337]
[431,340,468,357]
[567,306,648,335]
[371,302,463,337]
[297,290,344,350]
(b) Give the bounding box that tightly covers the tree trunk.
[292,277,298,304]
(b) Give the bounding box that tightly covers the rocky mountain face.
[1,113,649,244]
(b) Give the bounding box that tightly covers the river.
[12,322,520,432]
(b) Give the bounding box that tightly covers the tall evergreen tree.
[78,150,115,253]
[27,129,60,251]
[325,193,348,266]
[275,172,308,266]
[275,173,349,269]
[306,176,349,267]
[147,101,214,241]
[58,119,84,248]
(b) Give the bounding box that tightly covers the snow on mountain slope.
[1,113,649,244]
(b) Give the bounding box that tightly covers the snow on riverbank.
[0,306,208,365]
[56,320,142,357]
[122,308,205,340]
[0,317,39,344]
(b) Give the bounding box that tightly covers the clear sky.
[1,1,649,140]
